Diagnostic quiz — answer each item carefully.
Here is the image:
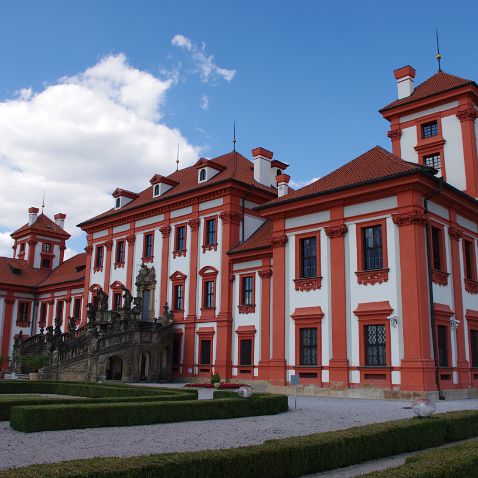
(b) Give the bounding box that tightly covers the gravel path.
[1,385,478,470]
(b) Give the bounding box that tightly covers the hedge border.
[2,410,478,477]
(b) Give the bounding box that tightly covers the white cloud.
[171,34,236,83]
[200,94,209,110]
[0,53,199,249]
[289,177,321,190]
[0,232,13,258]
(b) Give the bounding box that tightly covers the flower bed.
[184,382,247,389]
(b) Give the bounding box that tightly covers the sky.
[1,0,478,257]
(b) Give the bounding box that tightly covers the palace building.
[1,63,477,395]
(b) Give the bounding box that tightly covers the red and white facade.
[1,64,477,393]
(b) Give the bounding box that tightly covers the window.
[143,233,153,259]
[471,330,478,368]
[299,328,318,366]
[431,226,443,271]
[422,121,438,139]
[241,276,253,305]
[437,325,449,367]
[206,219,216,245]
[172,338,181,366]
[176,226,186,251]
[154,184,160,196]
[240,339,253,366]
[464,240,476,280]
[42,243,52,252]
[73,298,82,320]
[115,197,121,209]
[173,284,184,311]
[424,153,441,170]
[95,246,104,269]
[113,292,122,311]
[56,301,63,321]
[200,339,211,365]
[365,325,386,366]
[39,302,47,325]
[204,280,215,308]
[141,290,150,321]
[300,237,317,278]
[18,302,29,324]
[199,168,206,181]
[116,240,125,264]
[41,258,51,269]
[363,225,383,270]
[20,243,25,252]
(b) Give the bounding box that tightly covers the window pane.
[174,285,183,310]
[365,325,386,366]
[200,340,211,365]
[206,219,216,245]
[422,121,438,139]
[363,226,383,270]
[437,325,448,367]
[300,328,318,366]
[464,241,474,280]
[204,281,214,308]
[471,330,478,368]
[431,227,442,271]
[300,237,317,278]
[240,339,252,365]
[177,227,185,250]
[242,276,253,305]
[424,153,441,170]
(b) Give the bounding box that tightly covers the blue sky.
[0,0,477,255]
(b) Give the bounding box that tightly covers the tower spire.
[233,121,236,152]
[41,191,45,214]
[435,28,442,72]
[176,144,180,171]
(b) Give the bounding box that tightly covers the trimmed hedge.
[10,393,288,432]
[362,437,478,477]
[2,411,478,477]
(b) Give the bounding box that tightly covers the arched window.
[276,169,282,176]
[115,197,121,208]
[154,184,160,196]
[199,169,207,181]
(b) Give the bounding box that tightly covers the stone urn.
[213,382,221,389]
[29,372,40,381]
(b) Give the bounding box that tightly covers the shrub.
[20,354,50,372]
[3,411,478,478]
[9,393,289,432]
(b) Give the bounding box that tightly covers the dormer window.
[149,175,179,197]
[276,169,282,176]
[115,198,121,209]
[153,184,160,197]
[112,188,139,210]
[199,168,207,182]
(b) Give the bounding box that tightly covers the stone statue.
[96,287,109,312]
[135,264,156,288]
[68,316,76,334]
[132,296,143,316]
[86,303,96,328]
[54,316,62,336]
[122,286,134,310]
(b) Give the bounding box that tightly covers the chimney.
[28,207,39,226]
[252,147,274,187]
[276,174,290,197]
[54,213,66,229]
[394,65,416,99]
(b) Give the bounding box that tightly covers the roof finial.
[435,27,442,72]
[41,190,45,214]
[176,144,180,171]
[233,121,236,152]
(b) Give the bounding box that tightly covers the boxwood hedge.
[1,411,478,478]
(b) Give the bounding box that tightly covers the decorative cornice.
[387,128,402,140]
[356,269,389,286]
[173,249,187,259]
[271,235,288,248]
[392,211,427,227]
[465,279,478,295]
[202,243,218,253]
[456,108,478,123]
[432,269,449,286]
[93,266,103,273]
[188,218,201,231]
[294,277,322,291]
[219,211,242,224]
[159,225,171,238]
[126,235,136,245]
[114,262,125,270]
[27,239,38,246]
[104,240,114,251]
[325,224,348,238]
[258,269,273,279]
[238,304,256,314]
[4,298,15,305]
[448,226,463,241]
[142,256,154,263]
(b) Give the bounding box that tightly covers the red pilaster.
[159,221,171,308]
[258,265,272,379]
[126,234,136,292]
[387,118,402,157]
[1,296,15,367]
[325,208,349,387]
[82,244,93,325]
[393,192,436,391]
[457,106,478,198]
[27,239,37,266]
[103,239,113,296]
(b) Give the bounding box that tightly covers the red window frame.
[294,231,322,291]
[170,271,187,319]
[16,301,31,327]
[415,115,446,179]
[467,310,478,386]
[463,237,478,294]
[199,266,218,319]
[39,302,47,327]
[142,232,154,263]
[94,245,104,272]
[114,239,126,268]
[173,224,187,258]
[196,327,215,376]
[202,216,218,252]
[238,273,255,314]
[429,222,449,286]
[73,298,82,321]
[433,303,454,389]
[235,325,257,378]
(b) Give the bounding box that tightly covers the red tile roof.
[80,151,277,227]
[260,146,432,209]
[38,253,86,287]
[0,258,50,287]
[11,213,70,239]
[228,220,272,254]
[380,71,475,112]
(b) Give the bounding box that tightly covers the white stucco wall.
[443,114,467,191]
[400,125,418,163]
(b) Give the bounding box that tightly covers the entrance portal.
[106,355,123,381]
